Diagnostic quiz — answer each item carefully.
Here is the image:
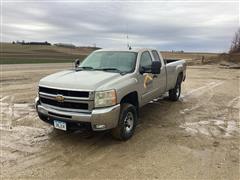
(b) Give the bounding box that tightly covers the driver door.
[138,51,155,105]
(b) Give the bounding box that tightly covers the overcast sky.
[2,0,239,52]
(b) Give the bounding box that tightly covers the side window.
[140,51,152,69]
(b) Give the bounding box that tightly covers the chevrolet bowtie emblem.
[55,95,64,102]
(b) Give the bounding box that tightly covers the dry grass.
[2,43,237,65]
[161,51,220,65]
[0,43,98,64]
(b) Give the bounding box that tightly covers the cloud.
[2,1,239,52]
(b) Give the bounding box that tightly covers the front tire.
[111,103,137,141]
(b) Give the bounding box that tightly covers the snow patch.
[180,119,239,137]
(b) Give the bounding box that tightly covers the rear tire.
[111,103,137,141]
[169,78,181,101]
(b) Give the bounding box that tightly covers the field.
[0,43,97,64]
[1,62,239,179]
[1,43,221,65]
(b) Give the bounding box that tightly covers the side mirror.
[151,61,161,74]
[74,59,80,69]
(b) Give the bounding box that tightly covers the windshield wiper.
[76,67,127,75]
[76,66,94,71]
[95,68,120,72]
[95,68,126,75]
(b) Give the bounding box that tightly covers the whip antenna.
[126,24,131,50]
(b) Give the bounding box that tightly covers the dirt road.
[1,63,239,179]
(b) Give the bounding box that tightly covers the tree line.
[230,28,240,53]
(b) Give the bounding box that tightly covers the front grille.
[40,97,88,110]
[39,86,89,98]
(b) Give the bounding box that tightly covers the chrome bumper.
[36,99,120,131]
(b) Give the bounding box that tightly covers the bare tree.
[230,28,240,53]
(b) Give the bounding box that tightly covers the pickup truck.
[35,48,186,140]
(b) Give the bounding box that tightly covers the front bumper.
[35,97,120,131]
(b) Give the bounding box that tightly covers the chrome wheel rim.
[124,112,134,133]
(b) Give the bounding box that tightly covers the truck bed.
[164,59,182,64]
[163,58,186,91]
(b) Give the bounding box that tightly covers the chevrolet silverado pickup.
[35,48,186,140]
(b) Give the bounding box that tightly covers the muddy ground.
[0,63,239,179]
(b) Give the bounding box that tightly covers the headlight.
[94,90,117,108]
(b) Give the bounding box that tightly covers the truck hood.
[39,70,121,90]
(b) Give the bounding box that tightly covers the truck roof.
[95,48,156,53]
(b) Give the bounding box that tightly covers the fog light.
[95,124,106,129]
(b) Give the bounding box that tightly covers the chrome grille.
[39,86,89,98]
[40,97,88,110]
[39,86,93,112]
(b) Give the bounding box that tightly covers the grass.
[0,54,87,64]
[1,42,224,64]
[0,43,92,64]
[0,57,86,64]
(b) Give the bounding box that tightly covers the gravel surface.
[1,63,239,179]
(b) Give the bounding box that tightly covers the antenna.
[126,24,131,50]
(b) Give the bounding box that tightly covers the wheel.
[169,79,181,101]
[111,103,137,141]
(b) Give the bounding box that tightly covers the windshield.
[79,51,137,73]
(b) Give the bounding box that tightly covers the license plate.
[53,120,67,131]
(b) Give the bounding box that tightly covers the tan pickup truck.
[35,48,186,140]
